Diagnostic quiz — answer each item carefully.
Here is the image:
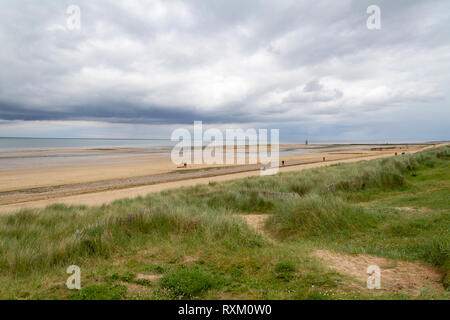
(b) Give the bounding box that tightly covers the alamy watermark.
[66,5,81,31]
[171,121,280,176]
[366,5,381,30]
[366,265,381,289]
[66,265,81,290]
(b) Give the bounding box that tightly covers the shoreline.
[1,143,444,214]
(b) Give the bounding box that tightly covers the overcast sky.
[0,0,449,142]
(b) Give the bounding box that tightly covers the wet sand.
[0,143,435,213]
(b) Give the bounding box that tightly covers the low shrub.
[159,268,217,298]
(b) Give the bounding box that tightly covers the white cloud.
[0,0,449,140]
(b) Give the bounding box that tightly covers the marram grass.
[0,145,448,299]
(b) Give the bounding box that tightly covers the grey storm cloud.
[0,0,449,140]
[0,100,263,124]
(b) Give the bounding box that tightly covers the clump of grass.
[143,264,166,274]
[159,268,217,298]
[274,262,296,273]
[417,236,450,288]
[205,190,275,213]
[106,272,136,283]
[266,195,383,239]
[334,164,406,192]
[69,284,127,300]
[274,261,296,280]
[290,181,312,196]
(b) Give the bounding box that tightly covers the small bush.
[275,262,296,273]
[159,268,217,298]
[425,238,449,267]
[106,272,136,283]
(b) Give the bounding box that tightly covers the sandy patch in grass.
[313,250,444,296]
[182,255,198,263]
[395,206,416,211]
[120,274,162,296]
[394,206,433,213]
[239,214,269,235]
[136,273,163,282]
[121,281,154,297]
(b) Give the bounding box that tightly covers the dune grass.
[0,145,448,299]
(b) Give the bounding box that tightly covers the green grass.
[159,268,218,298]
[264,146,450,290]
[0,145,448,299]
[274,262,296,273]
[69,284,127,300]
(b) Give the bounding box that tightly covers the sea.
[0,137,174,152]
[0,137,429,152]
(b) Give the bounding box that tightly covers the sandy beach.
[0,143,435,213]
